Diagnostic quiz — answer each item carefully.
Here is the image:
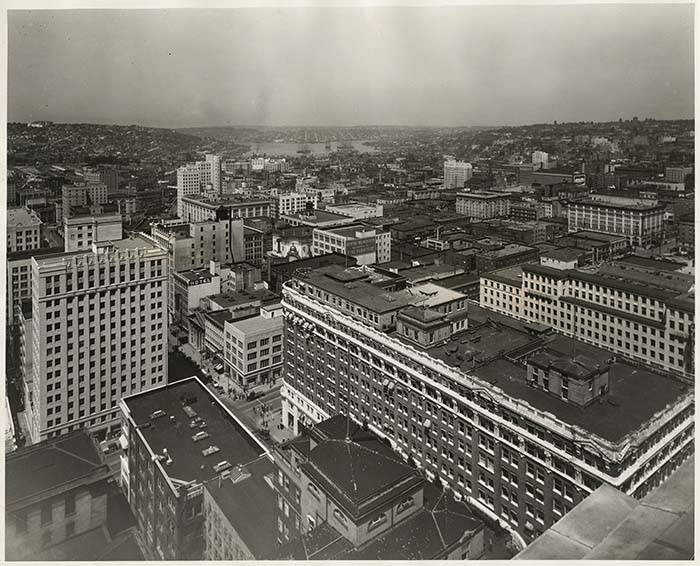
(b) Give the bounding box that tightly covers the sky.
[7,5,695,128]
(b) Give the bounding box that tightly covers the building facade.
[566,199,665,246]
[180,196,272,223]
[7,206,43,253]
[280,265,693,544]
[312,225,391,265]
[456,192,511,220]
[275,192,318,218]
[480,262,695,379]
[444,157,473,189]
[64,213,123,252]
[25,237,169,443]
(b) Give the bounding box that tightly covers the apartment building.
[119,377,268,559]
[280,265,693,544]
[566,199,665,246]
[223,303,285,394]
[274,192,318,218]
[7,206,43,253]
[480,260,695,378]
[456,192,511,220]
[444,156,473,189]
[64,213,123,252]
[312,225,391,265]
[24,236,168,443]
[271,415,486,560]
[180,195,271,223]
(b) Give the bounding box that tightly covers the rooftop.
[109,234,160,251]
[541,247,587,262]
[225,310,284,335]
[7,246,65,262]
[174,266,215,284]
[457,191,508,200]
[482,265,524,286]
[7,206,41,227]
[122,378,266,486]
[318,224,384,238]
[208,288,279,308]
[203,456,277,559]
[477,243,538,259]
[470,350,689,443]
[615,254,688,273]
[571,198,665,211]
[6,431,109,509]
[281,210,355,226]
[515,458,693,560]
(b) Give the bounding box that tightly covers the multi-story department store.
[280,265,694,543]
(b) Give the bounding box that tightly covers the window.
[333,508,347,527]
[65,493,76,516]
[368,513,387,531]
[397,497,414,514]
[41,501,53,526]
[66,521,75,538]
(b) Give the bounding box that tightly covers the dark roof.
[204,456,277,559]
[6,431,109,509]
[273,483,484,560]
[470,355,690,444]
[7,246,65,262]
[615,254,687,272]
[301,416,421,518]
[122,378,266,485]
[541,247,587,262]
[432,272,480,290]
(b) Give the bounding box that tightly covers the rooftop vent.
[192,431,209,442]
[183,406,197,418]
[150,410,166,420]
[202,445,220,457]
[213,460,232,473]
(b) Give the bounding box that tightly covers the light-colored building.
[176,164,202,218]
[7,207,43,253]
[7,247,64,326]
[275,192,318,218]
[566,199,665,247]
[223,303,285,393]
[281,264,693,545]
[149,217,245,320]
[532,151,549,170]
[180,195,271,223]
[665,165,693,184]
[205,153,222,193]
[64,213,123,252]
[281,210,356,229]
[62,184,108,219]
[456,192,511,220]
[312,225,391,265]
[480,261,694,378]
[444,156,473,189]
[24,236,168,443]
[326,202,384,219]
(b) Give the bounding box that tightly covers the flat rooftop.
[174,266,215,284]
[226,311,284,334]
[204,456,277,559]
[478,243,537,258]
[282,210,354,225]
[109,234,160,251]
[7,246,65,262]
[122,378,266,485]
[7,207,41,227]
[483,265,524,286]
[457,191,508,199]
[541,247,587,262]
[572,198,665,211]
[515,458,693,560]
[470,355,690,443]
[615,254,688,273]
[209,288,279,308]
[319,224,384,238]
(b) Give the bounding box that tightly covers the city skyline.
[9,5,694,128]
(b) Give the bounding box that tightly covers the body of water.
[243,140,378,157]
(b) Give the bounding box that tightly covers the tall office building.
[205,153,222,193]
[62,184,108,219]
[280,265,693,544]
[532,151,549,170]
[176,164,202,218]
[444,156,473,189]
[24,236,168,444]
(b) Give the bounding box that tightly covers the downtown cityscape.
[4,5,695,562]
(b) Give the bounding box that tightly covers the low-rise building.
[475,243,540,272]
[326,202,384,219]
[223,303,285,394]
[280,210,356,229]
[5,431,113,560]
[271,415,486,560]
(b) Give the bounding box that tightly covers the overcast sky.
[7,5,694,128]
